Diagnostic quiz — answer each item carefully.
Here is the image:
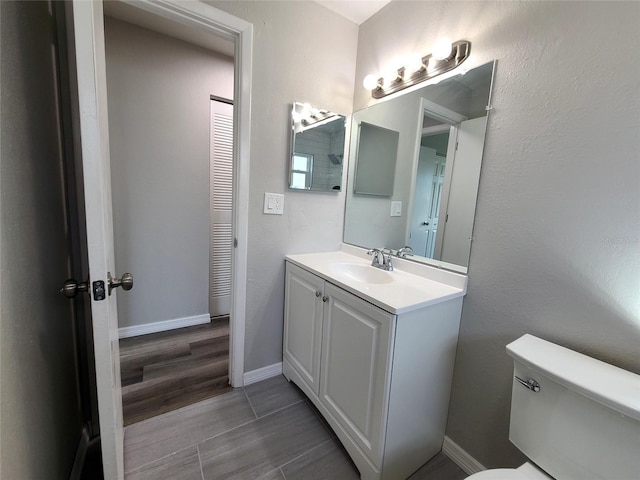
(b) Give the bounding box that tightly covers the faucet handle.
[367,248,384,267]
[397,246,414,258]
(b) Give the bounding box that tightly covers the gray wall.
[210,1,359,371]
[0,2,82,478]
[356,0,640,468]
[105,17,234,329]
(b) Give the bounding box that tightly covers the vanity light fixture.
[291,102,341,134]
[363,39,471,99]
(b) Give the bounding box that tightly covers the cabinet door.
[320,283,395,467]
[284,262,324,394]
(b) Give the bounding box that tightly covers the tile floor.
[124,375,467,480]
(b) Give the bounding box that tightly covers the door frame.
[406,98,466,267]
[117,0,252,388]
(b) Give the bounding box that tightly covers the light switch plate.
[390,201,402,217]
[264,192,284,215]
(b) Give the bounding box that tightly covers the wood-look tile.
[122,358,231,425]
[121,366,144,387]
[198,402,331,480]
[124,446,202,480]
[244,375,305,418]
[280,439,359,480]
[142,350,227,381]
[256,469,285,480]
[120,342,192,377]
[120,320,232,425]
[124,389,255,473]
[120,320,228,364]
[189,335,229,358]
[408,452,467,480]
[124,375,232,426]
[120,318,227,351]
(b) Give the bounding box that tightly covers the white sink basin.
[330,262,393,284]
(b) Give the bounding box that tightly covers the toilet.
[466,334,640,479]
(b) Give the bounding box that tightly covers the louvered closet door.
[210,99,233,316]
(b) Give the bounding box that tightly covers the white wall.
[1,2,83,478]
[105,17,234,329]
[356,0,640,468]
[210,1,359,371]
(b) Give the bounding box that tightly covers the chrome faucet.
[396,246,414,258]
[367,248,393,271]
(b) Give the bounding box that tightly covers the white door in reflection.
[409,137,448,257]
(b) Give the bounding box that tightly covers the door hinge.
[234,238,238,248]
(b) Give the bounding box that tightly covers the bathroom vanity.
[283,245,467,480]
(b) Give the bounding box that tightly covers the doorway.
[407,98,467,262]
[68,1,252,475]
[101,8,236,424]
[409,128,450,257]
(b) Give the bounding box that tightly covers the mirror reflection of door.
[409,129,450,257]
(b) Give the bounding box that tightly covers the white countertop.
[285,246,467,314]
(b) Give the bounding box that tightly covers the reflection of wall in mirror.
[344,63,493,267]
[344,92,418,248]
[439,117,487,266]
[345,83,472,250]
[294,127,344,190]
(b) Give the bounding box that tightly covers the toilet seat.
[466,463,553,480]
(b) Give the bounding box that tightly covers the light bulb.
[405,55,424,74]
[383,69,402,85]
[432,38,453,61]
[363,74,380,90]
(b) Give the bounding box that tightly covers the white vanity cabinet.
[283,263,324,394]
[283,260,465,480]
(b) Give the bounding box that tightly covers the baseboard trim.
[118,313,210,339]
[442,435,486,475]
[243,362,283,386]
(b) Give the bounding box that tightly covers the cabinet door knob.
[322,296,328,302]
[316,291,322,297]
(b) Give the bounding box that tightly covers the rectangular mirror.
[289,102,346,192]
[344,61,496,273]
[353,122,399,196]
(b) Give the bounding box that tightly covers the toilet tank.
[506,334,640,480]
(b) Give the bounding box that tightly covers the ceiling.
[103,1,235,57]
[103,1,392,57]
[314,0,391,25]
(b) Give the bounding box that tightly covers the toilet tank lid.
[506,334,640,421]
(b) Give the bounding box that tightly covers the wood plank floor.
[124,375,468,480]
[119,317,232,426]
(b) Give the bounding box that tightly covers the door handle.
[107,272,133,295]
[60,278,90,298]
